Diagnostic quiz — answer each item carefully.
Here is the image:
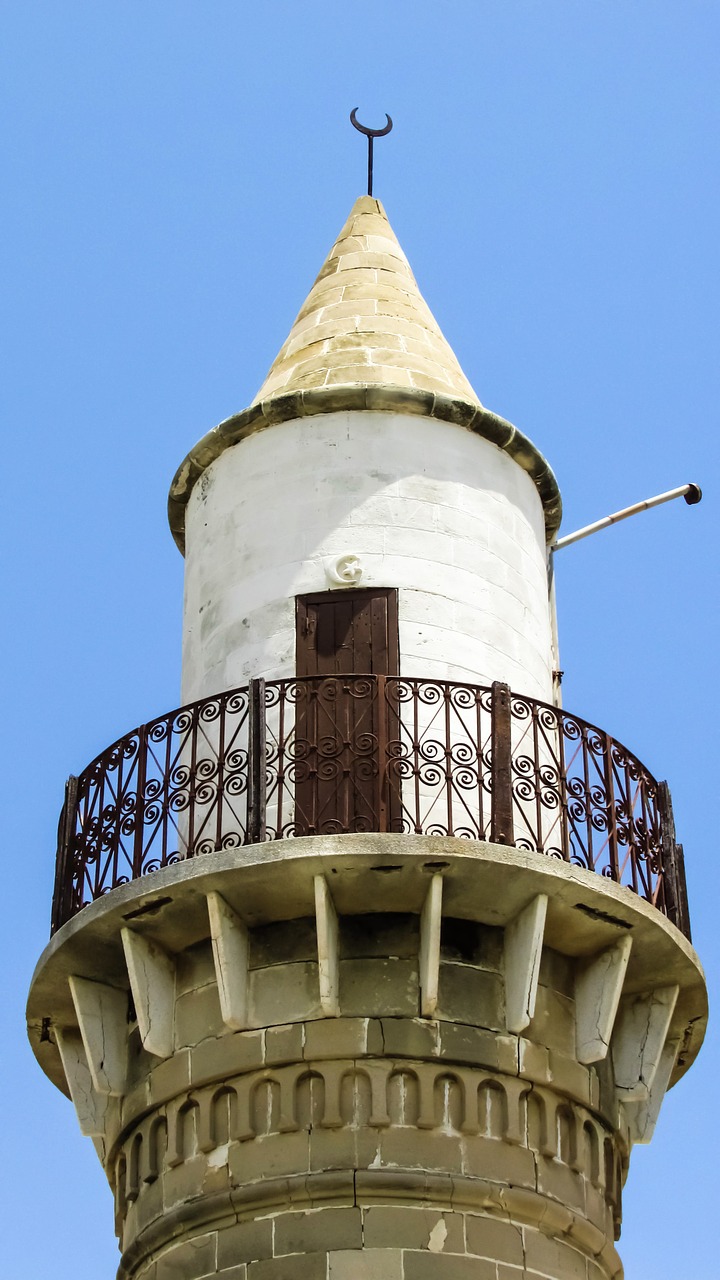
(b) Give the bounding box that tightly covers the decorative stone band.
[167,386,563,553]
[110,1053,620,1199]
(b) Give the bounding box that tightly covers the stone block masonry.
[29,837,706,1279]
[181,412,554,703]
[30,186,705,1280]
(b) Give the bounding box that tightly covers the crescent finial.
[349,109,393,196]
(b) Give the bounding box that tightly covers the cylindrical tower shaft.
[28,193,706,1280]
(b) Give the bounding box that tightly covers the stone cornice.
[167,386,563,553]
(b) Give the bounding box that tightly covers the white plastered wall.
[181,411,555,703]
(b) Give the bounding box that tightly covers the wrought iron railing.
[51,677,691,938]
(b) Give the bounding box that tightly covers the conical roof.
[168,196,561,551]
[251,196,481,405]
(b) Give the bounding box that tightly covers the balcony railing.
[51,676,691,938]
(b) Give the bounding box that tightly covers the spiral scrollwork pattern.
[52,675,680,934]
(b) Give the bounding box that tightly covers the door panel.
[297,589,399,677]
[295,590,399,833]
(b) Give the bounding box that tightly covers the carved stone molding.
[111,1055,623,1258]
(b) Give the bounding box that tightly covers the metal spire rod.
[350,108,393,197]
[551,482,702,552]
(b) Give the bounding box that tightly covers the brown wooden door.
[296,589,399,678]
[294,590,399,834]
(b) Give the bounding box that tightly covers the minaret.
[29,195,706,1280]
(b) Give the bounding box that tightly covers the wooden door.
[296,589,399,678]
[294,589,399,833]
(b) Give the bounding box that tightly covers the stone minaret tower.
[29,196,706,1280]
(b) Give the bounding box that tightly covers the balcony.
[51,676,690,938]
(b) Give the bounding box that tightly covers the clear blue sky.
[2,4,717,1276]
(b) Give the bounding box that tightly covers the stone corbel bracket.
[28,836,706,1155]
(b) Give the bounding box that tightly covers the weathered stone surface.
[363,1207,465,1252]
[379,1127,463,1174]
[380,1017,439,1060]
[439,1022,516,1074]
[538,946,574,998]
[518,1037,550,1084]
[250,918,317,968]
[403,1253,496,1279]
[216,1218,273,1267]
[340,958,418,1018]
[249,962,322,1029]
[309,1122,384,1174]
[536,1154,586,1214]
[155,1231,217,1279]
[228,1130,311,1185]
[465,1215,524,1265]
[304,1017,382,1060]
[265,1023,304,1066]
[341,913,419,959]
[191,1031,264,1089]
[522,1227,588,1279]
[175,982,225,1049]
[528,985,575,1057]
[548,1051,592,1107]
[175,942,217,998]
[128,1175,164,1236]
[462,1137,536,1188]
[274,1207,363,1256]
[329,1250,403,1279]
[436,965,504,1030]
[162,1156,207,1211]
[248,1253,327,1280]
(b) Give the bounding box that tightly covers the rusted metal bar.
[376,675,387,832]
[247,678,267,844]
[51,775,78,935]
[555,710,571,862]
[491,681,514,846]
[213,693,226,856]
[657,781,680,930]
[603,732,620,882]
[675,844,692,942]
[132,724,148,879]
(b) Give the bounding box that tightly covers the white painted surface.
[56,1028,117,1137]
[624,1038,679,1145]
[314,874,340,1016]
[503,893,548,1033]
[575,935,633,1064]
[120,928,176,1059]
[612,985,679,1101]
[182,412,555,702]
[207,891,250,1030]
[427,1219,448,1253]
[419,873,443,1017]
[68,975,128,1096]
